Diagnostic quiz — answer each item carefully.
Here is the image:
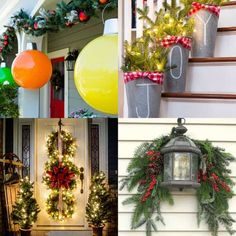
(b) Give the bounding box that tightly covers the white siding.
[118,118,236,235]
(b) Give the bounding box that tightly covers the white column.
[16,31,45,118]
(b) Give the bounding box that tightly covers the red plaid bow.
[188,2,220,17]
[161,35,192,50]
[124,71,164,85]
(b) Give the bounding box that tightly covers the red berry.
[79,12,89,22]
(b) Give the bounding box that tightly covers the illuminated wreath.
[43,130,80,221]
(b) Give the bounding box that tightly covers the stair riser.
[215,33,236,57]
[186,64,236,93]
[160,99,236,117]
[219,7,236,27]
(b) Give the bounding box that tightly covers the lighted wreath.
[120,126,235,236]
[0,0,117,58]
[43,129,80,221]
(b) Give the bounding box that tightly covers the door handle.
[80,167,84,194]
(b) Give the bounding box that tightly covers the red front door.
[50,57,65,118]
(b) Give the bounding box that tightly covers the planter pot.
[165,44,189,92]
[20,228,31,236]
[191,9,219,57]
[92,226,104,236]
[126,77,162,118]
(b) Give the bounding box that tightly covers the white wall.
[118,118,236,235]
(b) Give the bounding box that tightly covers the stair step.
[189,57,236,63]
[222,1,236,6]
[218,26,236,32]
[162,93,236,99]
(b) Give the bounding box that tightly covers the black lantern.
[161,118,201,189]
[65,50,79,71]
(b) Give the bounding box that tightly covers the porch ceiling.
[0,0,45,34]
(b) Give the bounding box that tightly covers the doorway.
[50,57,65,118]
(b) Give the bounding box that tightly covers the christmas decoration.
[0,67,16,86]
[11,177,40,235]
[0,0,118,59]
[86,172,113,236]
[11,50,52,89]
[120,132,235,236]
[74,29,118,115]
[137,4,194,92]
[181,0,226,57]
[42,128,80,221]
[51,69,64,91]
[69,109,96,118]
[0,84,19,118]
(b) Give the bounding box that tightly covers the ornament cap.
[1,62,6,68]
[103,18,118,35]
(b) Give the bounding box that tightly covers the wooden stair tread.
[218,26,236,32]
[189,57,236,62]
[162,93,236,99]
[222,1,236,6]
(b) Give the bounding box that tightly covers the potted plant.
[122,33,169,118]
[86,172,112,236]
[11,177,40,236]
[138,3,194,93]
[182,0,227,57]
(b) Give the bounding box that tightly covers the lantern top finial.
[171,118,187,136]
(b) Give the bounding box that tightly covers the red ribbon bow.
[188,2,220,17]
[47,162,75,189]
[161,35,192,50]
[124,71,164,85]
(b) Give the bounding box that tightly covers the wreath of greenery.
[43,130,80,221]
[0,0,117,58]
[120,134,235,236]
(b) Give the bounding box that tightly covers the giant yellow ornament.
[74,33,118,115]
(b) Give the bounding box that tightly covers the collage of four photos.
[0,0,236,236]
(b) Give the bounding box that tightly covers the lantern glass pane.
[191,153,199,181]
[164,154,172,181]
[173,152,191,180]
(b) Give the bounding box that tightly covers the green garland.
[42,130,80,221]
[0,0,117,58]
[120,134,235,236]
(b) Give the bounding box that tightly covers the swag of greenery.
[42,130,80,221]
[0,0,117,58]
[120,134,235,236]
[0,84,19,118]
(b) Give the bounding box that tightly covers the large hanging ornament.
[0,67,16,86]
[11,50,52,89]
[43,129,80,221]
[74,19,118,115]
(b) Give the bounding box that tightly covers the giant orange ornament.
[12,50,52,89]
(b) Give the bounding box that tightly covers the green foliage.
[122,1,194,73]
[120,135,235,236]
[194,140,235,236]
[86,172,113,227]
[11,177,40,229]
[0,84,19,118]
[0,27,16,59]
[120,136,173,236]
[122,37,169,72]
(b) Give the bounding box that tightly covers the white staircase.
[121,0,236,117]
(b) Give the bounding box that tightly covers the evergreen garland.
[11,177,40,230]
[120,134,235,236]
[0,0,117,59]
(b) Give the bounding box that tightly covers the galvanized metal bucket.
[191,9,219,57]
[164,44,189,92]
[126,78,162,118]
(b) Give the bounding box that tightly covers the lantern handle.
[171,118,187,136]
[102,2,113,24]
